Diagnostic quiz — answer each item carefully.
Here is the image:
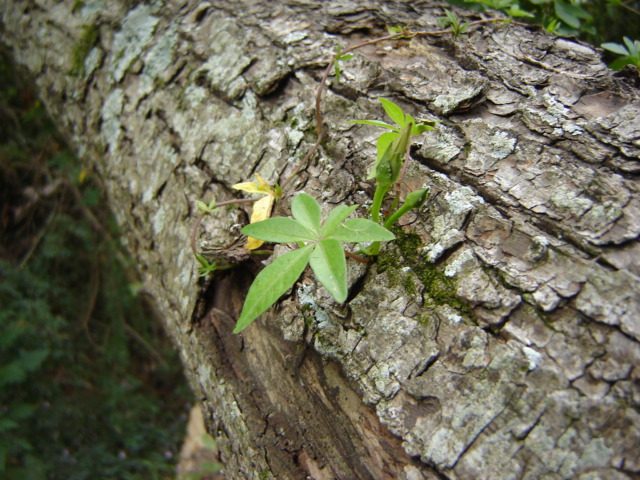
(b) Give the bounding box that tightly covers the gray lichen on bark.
[2,0,639,478]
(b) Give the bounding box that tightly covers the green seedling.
[233,193,394,333]
[196,198,218,214]
[195,254,219,277]
[350,98,435,180]
[602,37,640,69]
[386,25,414,39]
[438,9,470,39]
[370,122,413,224]
[350,99,436,256]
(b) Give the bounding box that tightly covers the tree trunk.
[2,1,639,478]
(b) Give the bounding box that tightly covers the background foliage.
[0,48,192,479]
[447,0,640,67]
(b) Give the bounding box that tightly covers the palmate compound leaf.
[234,193,395,333]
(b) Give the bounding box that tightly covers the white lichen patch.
[550,185,593,217]
[281,31,307,44]
[541,93,585,136]
[543,93,570,118]
[433,85,483,115]
[445,187,485,215]
[489,131,517,159]
[152,203,166,235]
[101,88,124,153]
[196,19,252,98]
[109,4,160,83]
[445,248,475,277]
[84,46,102,79]
[423,242,444,262]
[183,84,208,107]
[297,283,331,327]
[419,130,461,163]
[522,346,543,371]
[143,22,178,79]
[77,0,107,20]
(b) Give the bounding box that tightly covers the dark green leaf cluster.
[602,37,640,69]
[1,52,190,479]
[447,0,640,70]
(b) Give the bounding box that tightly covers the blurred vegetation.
[447,0,640,68]
[0,48,192,479]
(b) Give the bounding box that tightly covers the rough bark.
[2,0,639,479]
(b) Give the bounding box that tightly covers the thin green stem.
[371,182,391,223]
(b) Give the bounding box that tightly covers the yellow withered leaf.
[232,174,278,250]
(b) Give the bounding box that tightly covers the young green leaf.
[350,98,435,179]
[309,238,347,302]
[380,98,407,127]
[196,198,217,213]
[328,218,396,243]
[370,122,413,223]
[383,188,430,229]
[624,37,639,58]
[291,192,322,233]
[334,45,354,82]
[242,217,316,243]
[234,245,314,333]
[349,119,400,131]
[372,131,399,173]
[195,254,218,277]
[321,204,359,236]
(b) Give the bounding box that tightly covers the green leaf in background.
[554,0,591,29]
[602,41,630,56]
[623,36,639,58]
[602,37,640,69]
